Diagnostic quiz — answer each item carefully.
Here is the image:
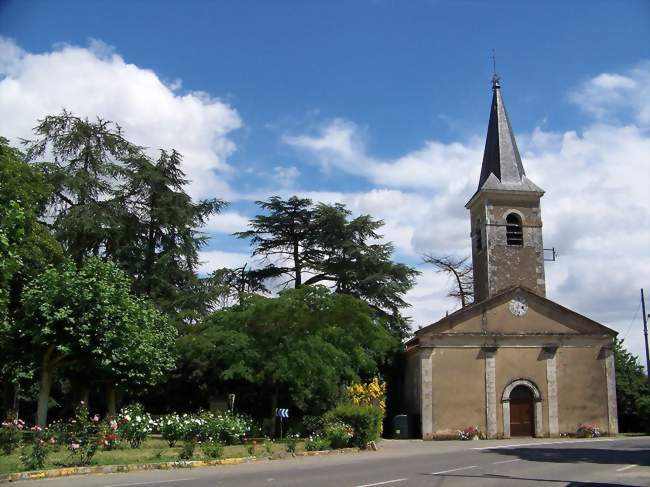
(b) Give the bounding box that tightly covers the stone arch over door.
[502,379,543,438]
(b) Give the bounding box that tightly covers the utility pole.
[642,289,650,385]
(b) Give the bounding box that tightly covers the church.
[402,77,618,439]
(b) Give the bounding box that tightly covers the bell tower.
[466,77,546,302]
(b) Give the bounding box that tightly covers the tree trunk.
[106,384,117,417]
[0,381,10,420]
[12,384,20,419]
[269,387,279,437]
[293,239,301,288]
[36,366,52,426]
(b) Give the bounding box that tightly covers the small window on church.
[506,213,523,246]
[475,221,482,251]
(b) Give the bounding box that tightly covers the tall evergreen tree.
[23,112,227,322]
[23,112,141,264]
[117,149,227,321]
[237,196,418,338]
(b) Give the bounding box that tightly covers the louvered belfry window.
[506,213,523,246]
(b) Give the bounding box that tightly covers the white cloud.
[0,37,241,199]
[203,211,250,234]
[198,250,250,275]
[273,165,300,187]
[283,63,650,362]
[570,61,650,126]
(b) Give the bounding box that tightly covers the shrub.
[59,402,102,466]
[117,404,154,448]
[304,434,330,451]
[245,440,257,456]
[302,416,325,436]
[285,433,299,453]
[157,411,252,446]
[324,403,383,448]
[202,411,251,445]
[178,439,196,460]
[325,421,353,449]
[264,438,273,455]
[635,396,650,434]
[0,418,24,455]
[202,441,224,459]
[19,426,53,470]
[345,377,387,413]
[159,414,185,447]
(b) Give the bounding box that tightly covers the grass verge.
[0,438,307,476]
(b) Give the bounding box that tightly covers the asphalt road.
[13,436,650,487]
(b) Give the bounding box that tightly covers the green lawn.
[0,437,307,476]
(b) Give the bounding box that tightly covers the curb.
[0,448,359,483]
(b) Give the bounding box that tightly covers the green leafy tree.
[16,258,176,425]
[181,286,397,433]
[614,339,649,432]
[0,137,61,416]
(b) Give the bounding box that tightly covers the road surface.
[13,436,650,486]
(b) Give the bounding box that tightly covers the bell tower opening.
[466,78,546,302]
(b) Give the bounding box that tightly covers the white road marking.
[104,479,196,487]
[473,438,616,450]
[431,465,477,475]
[355,479,408,487]
[616,464,638,472]
[492,458,522,464]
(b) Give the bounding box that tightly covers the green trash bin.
[393,414,410,439]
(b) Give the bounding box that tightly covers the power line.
[622,300,642,341]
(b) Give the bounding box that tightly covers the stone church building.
[403,77,618,439]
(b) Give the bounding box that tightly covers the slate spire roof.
[476,77,543,194]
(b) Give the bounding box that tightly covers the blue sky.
[1,0,649,360]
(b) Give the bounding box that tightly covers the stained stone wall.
[556,347,612,434]
[469,193,546,301]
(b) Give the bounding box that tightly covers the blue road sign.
[276,408,289,418]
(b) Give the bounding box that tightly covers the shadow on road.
[425,472,631,486]
[488,444,650,467]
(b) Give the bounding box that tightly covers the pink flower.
[92,414,100,422]
[69,443,80,450]
[49,437,56,444]
[31,425,42,432]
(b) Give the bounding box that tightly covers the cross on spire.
[491,48,500,86]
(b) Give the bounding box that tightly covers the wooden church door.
[509,385,535,436]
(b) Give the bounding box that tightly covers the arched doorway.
[509,385,535,436]
[502,379,543,438]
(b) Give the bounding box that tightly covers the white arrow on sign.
[276,408,289,418]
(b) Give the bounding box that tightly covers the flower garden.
[0,380,386,476]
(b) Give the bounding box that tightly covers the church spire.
[476,78,542,193]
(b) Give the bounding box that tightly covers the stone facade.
[403,289,618,439]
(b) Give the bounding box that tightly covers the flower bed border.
[0,448,359,483]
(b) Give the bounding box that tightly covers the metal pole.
[642,289,650,385]
[280,417,283,441]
